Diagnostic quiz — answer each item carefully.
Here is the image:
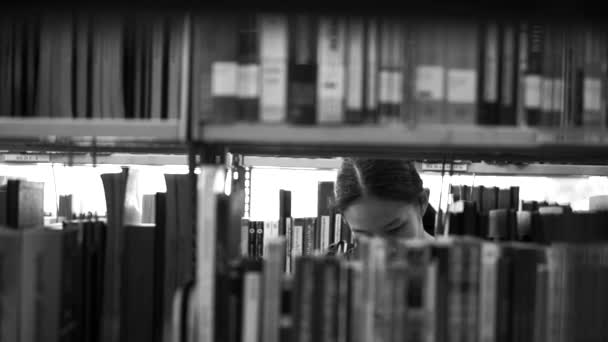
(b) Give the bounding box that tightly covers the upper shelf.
[0,118,187,153]
[199,123,608,164]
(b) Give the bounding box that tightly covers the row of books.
[241,215,353,268]
[0,171,200,342]
[190,15,608,129]
[0,12,189,119]
[2,12,607,130]
[174,233,608,342]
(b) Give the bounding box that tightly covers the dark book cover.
[237,13,260,122]
[121,224,156,342]
[292,256,316,342]
[248,221,256,258]
[0,16,14,117]
[481,186,499,213]
[318,257,339,342]
[499,21,519,125]
[153,192,167,342]
[497,188,512,210]
[255,220,264,258]
[317,182,335,217]
[190,13,238,132]
[176,175,195,285]
[287,14,317,125]
[478,20,500,125]
[6,179,44,229]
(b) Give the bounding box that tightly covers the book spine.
[285,217,293,274]
[241,271,261,342]
[345,17,364,124]
[248,221,256,258]
[256,221,264,259]
[317,16,346,124]
[445,21,478,124]
[582,27,602,126]
[237,14,260,122]
[241,218,250,257]
[377,19,392,123]
[319,259,339,342]
[261,238,286,342]
[479,243,500,342]
[259,14,288,123]
[292,257,315,342]
[292,221,303,271]
[500,22,518,125]
[303,219,315,256]
[196,166,225,342]
[414,22,445,124]
[479,21,499,125]
[287,14,317,125]
[524,24,544,126]
[333,213,343,245]
[364,17,378,123]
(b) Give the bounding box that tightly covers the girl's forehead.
[343,196,419,230]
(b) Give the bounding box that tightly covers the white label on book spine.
[415,66,444,100]
[484,24,499,102]
[318,64,345,123]
[584,78,602,111]
[238,64,260,98]
[541,78,553,112]
[524,75,541,108]
[552,79,564,112]
[447,69,477,103]
[346,19,364,110]
[260,61,287,122]
[211,61,238,96]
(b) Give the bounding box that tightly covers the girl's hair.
[335,158,424,211]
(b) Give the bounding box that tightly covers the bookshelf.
[243,156,608,176]
[200,123,608,163]
[0,152,188,166]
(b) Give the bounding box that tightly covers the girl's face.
[342,193,431,240]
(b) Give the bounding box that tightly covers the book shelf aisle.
[4,7,608,342]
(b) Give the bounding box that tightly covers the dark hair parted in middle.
[335,158,424,211]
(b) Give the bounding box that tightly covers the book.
[3,179,44,229]
[261,238,286,342]
[237,14,260,122]
[414,21,446,124]
[345,16,365,124]
[445,20,478,124]
[287,14,317,125]
[260,13,288,123]
[317,16,346,124]
[121,224,156,342]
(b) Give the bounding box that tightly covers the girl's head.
[335,158,431,239]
